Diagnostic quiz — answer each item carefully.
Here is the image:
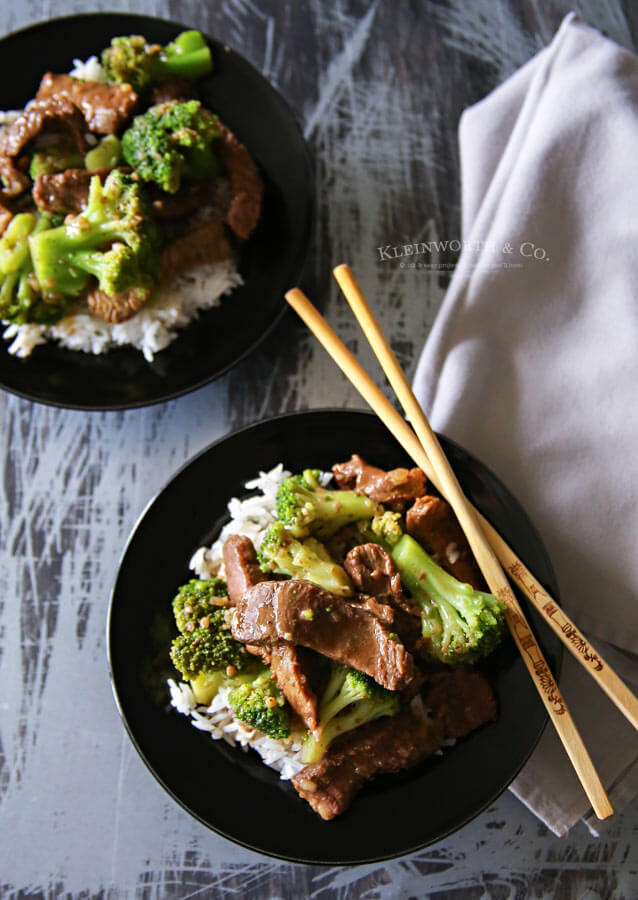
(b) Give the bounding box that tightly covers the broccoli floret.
[275,469,382,538]
[358,510,404,550]
[228,669,290,740]
[28,169,161,301]
[258,522,353,597]
[29,146,84,179]
[102,30,213,92]
[391,534,506,665]
[85,135,122,171]
[172,578,229,632]
[121,100,220,194]
[170,577,250,673]
[302,663,400,763]
[0,211,68,324]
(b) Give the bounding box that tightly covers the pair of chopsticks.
[287,266,638,820]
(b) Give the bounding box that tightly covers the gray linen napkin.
[413,13,638,835]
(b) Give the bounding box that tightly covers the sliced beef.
[424,668,497,738]
[406,496,485,589]
[333,454,427,509]
[222,535,266,605]
[0,97,88,197]
[36,73,138,134]
[345,543,405,608]
[349,594,394,626]
[87,286,147,324]
[232,579,416,692]
[214,122,263,240]
[158,217,233,283]
[292,711,443,820]
[150,78,199,105]
[33,167,112,214]
[345,544,421,651]
[147,179,218,221]
[270,645,321,731]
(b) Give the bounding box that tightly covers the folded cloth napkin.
[413,13,638,836]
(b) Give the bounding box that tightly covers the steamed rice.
[0,56,243,360]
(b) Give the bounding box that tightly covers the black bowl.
[108,410,562,864]
[0,13,312,409]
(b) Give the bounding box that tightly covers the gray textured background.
[1,1,637,897]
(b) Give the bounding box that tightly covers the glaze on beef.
[158,217,232,282]
[0,97,88,196]
[406,495,485,589]
[232,579,416,691]
[221,535,320,727]
[33,167,113,214]
[269,645,321,732]
[150,78,199,106]
[424,668,497,738]
[344,544,421,651]
[222,535,266,605]
[292,711,443,820]
[333,454,427,508]
[87,286,147,324]
[215,122,263,240]
[36,73,138,134]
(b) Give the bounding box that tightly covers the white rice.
[3,260,243,361]
[1,56,243,361]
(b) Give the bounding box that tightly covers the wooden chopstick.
[332,266,638,736]
[285,282,613,820]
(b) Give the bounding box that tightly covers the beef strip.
[150,78,199,105]
[344,544,422,651]
[232,579,416,691]
[147,179,217,220]
[406,495,485,589]
[214,122,263,240]
[33,167,113,214]
[349,594,394,625]
[158,217,233,282]
[87,286,147,324]
[292,711,443,820]
[269,645,321,731]
[424,668,497,738]
[221,536,321,728]
[36,73,138,135]
[222,535,266,605]
[332,454,427,508]
[0,97,88,197]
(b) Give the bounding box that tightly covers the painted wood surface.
[1,1,637,897]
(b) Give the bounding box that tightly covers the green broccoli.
[391,534,505,665]
[29,147,84,180]
[121,100,220,194]
[257,522,353,597]
[170,578,254,704]
[85,135,122,171]
[358,510,404,550]
[275,469,382,538]
[301,663,400,764]
[102,30,213,92]
[28,169,161,301]
[0,211,68,324]
[228,668,290,740]
[172,577,229,632]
